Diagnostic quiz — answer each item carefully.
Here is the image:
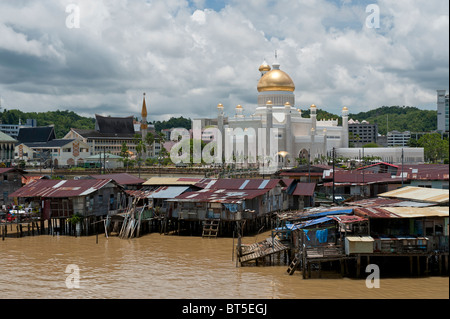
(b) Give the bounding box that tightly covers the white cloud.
[0,0,448,123]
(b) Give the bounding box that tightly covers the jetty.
[237,236,289,265]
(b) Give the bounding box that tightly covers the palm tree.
[133,134,147,177]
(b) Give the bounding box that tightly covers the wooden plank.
[239,237,288,263]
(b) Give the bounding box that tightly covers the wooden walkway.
[239,237,288,263]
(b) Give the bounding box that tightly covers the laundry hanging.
[316,229,328,243]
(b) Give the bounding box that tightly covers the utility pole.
[332,147,335,204]
[362,147,365,197]
[401,148,404,187]
[308,149,311,183]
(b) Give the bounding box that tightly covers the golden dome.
[257,69,295,92]
[258,61,271,72]
[266,100,273,105]
[342,106,348,111]
[217,103,224,108]
[310,104,316,108]
[236,104,243,109]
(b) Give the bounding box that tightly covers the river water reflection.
[0,232,448,299]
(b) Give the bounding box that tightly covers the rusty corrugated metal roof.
[9,179,114,198]
[382,206,449,218]
[292,183,316,196]
[143,177,203,186]
[194,178,283,190]
[90,173,146,185]
[378,186,449,203]
[354,206,449,218]
[354,207,399,218]
[399,164,449,181]
[169,188,270,203]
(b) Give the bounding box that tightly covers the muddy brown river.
[0,232,448,299]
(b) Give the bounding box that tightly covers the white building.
[335,147,424,164]
[199,59,349,168]
[84,153,124,169]
[387,130,411,147]
[15,139,90,168]
[437,90,449,133]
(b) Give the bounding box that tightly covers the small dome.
[217,103,224,108]
[266,100,273,105]
[342,106,348,111]
[258,61,271,72]
[310,104,316,108]
[236,104,243,109]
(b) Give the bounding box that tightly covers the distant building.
[387,130,411,147]
[376,135,388,147]
[0,118,37,139]
[437,90,449,133]
[84,153,124,169]
[0,131,17,164]
[65,114,136,156]
[335,147,424,164]
[348,119,378,146]
[64,94,161,158]
[15,139,90,168]
[17,126,56,144]
[14,125,89,168]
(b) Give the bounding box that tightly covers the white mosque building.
[205,58,350,168]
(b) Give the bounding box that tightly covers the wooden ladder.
[202,219,220,238]
[287,256,300,275]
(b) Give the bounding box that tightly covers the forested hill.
[0,109,192,138]
[1,105,437,138]
[348,106,437,135]
[1,109,95,138]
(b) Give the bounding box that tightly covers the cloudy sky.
[0,0,448,122]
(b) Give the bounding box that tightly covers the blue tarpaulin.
[298,216,333,229]
[303,209,353,219]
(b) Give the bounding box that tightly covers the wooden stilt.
[356,256,361,278]
[410,256,413,275]
[417,256,420,276]
[445,255,448,274]
[439,255,442,275]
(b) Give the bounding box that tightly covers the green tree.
[119,142,131,170]
[362,142,380,148]
[417,133,449,163]
[133,134,147,176]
